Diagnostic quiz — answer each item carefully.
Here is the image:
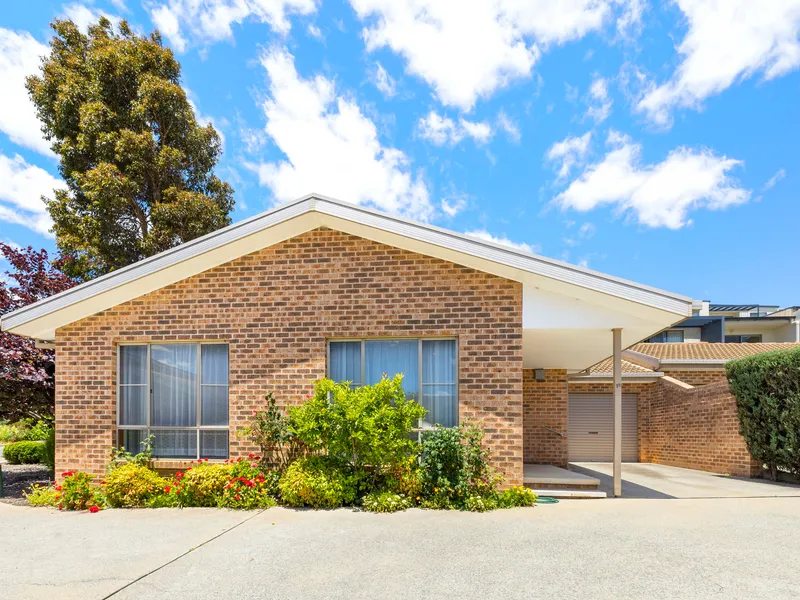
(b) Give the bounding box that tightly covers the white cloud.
[307,23,323,39]
[762,168,786,191]
[417,111,492,146]
[555,131,750,229]
[636,0,800,126]
[349,0,641,110]
[585,75,612,123]
[253,47,434,221]
[465,229,539,254]
[0,28,52,156]
[0,153,65,237]
[440,196,467,217]
[147,0,318,51]
[496,111,520,142]
[546,131,592,181]
[62,3,122,32]
[372,62,396,97]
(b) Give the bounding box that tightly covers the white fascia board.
[1,193,691,340]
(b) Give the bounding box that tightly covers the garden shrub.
[42,428,56,474]
[278,456,360,509]
[727,347,800,478]
[218,457,280,509]
[463,494,498,512]
[361,491,414,513]
[290,376,425,481]
[3,440,45,464]
[108,434,154,469]
[497,486,537,508]
[418,421,501,508]
[173,461,231,507]
[240,392,305,470]
[56,471,104,511]
[22,419,53,441]
[104,463,169,508]
[25,484,59,507]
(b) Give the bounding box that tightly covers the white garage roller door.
[568,393,639,462]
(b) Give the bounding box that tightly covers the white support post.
[612,328,623,498]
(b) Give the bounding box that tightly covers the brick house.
[3,194,776,492]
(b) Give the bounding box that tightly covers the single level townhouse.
[2,194,784,496]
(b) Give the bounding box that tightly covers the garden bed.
[0,463,53,506]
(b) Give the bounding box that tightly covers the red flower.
[204,458,209,462]
[89,505,99,513]
[248,453,255,459]
[235,494,241,501]
[254,456,261,461]
[61,471,74,477]
[55,485,63,491]
[164,486,171,494]
[175,471,184,479]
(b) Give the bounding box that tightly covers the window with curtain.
[329,339,458,430]
[117,343,229,459]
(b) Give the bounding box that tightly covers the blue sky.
[1,0,799,306]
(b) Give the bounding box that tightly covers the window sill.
[149,458,228,470]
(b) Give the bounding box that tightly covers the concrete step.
[529,488,607,499]
[523,464,601,491]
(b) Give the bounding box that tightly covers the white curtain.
[365,340,419,398]
[119,346,147,426]
[201,345,229,426]
[421,340,457,428]
[329,341,361,386]
[151,344,197,427]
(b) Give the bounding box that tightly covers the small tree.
[26,18,234,281]
[240,392,305,470]
[726,347,800,479]
[0,243,75,420]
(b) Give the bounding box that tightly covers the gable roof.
[1,193,692,341]
[630,342,800,363]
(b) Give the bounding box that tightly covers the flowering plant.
[56,471,104,511]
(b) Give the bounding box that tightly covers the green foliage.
[43,428,56,473]
[727,347,800,477]
[463,494,498,512]
[104,463,168,507]
[172,461,231,507]
[22,419,53,441]
[278,456,360,509]
[240,393,304,470]
[3,441,45,464]
[361,491,414,513]
[109,434,154,469]
[418,421,501,509]
[57,471,104,511]
[26,18,234,281]
[0,421,25,443]
[0,418,52,443]
[25,484,60,507]
[290,376,426,479]
[497,486,537,508]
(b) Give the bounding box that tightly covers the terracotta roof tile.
[587,358,654,374]
[630,342,800,361]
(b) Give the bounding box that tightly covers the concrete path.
[571,462,800,499]
[2,495,800,600]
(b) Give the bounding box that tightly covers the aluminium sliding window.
[117,343,229,460]
[328,338,458,433]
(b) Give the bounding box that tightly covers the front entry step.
[523,464,605,499]
[528,488,607,499]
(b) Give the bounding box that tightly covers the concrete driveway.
[571,462,800,499]
[3,493,800,600]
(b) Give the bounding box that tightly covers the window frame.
[116,341,230,460]
[327,337,459,437]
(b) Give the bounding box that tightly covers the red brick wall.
[523,369,568,467]
[639,378,759,477]
[659,368,727,387]
[55,228,524,484]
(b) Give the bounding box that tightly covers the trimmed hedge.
[3,440,45,464]
[726,346,800,478]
